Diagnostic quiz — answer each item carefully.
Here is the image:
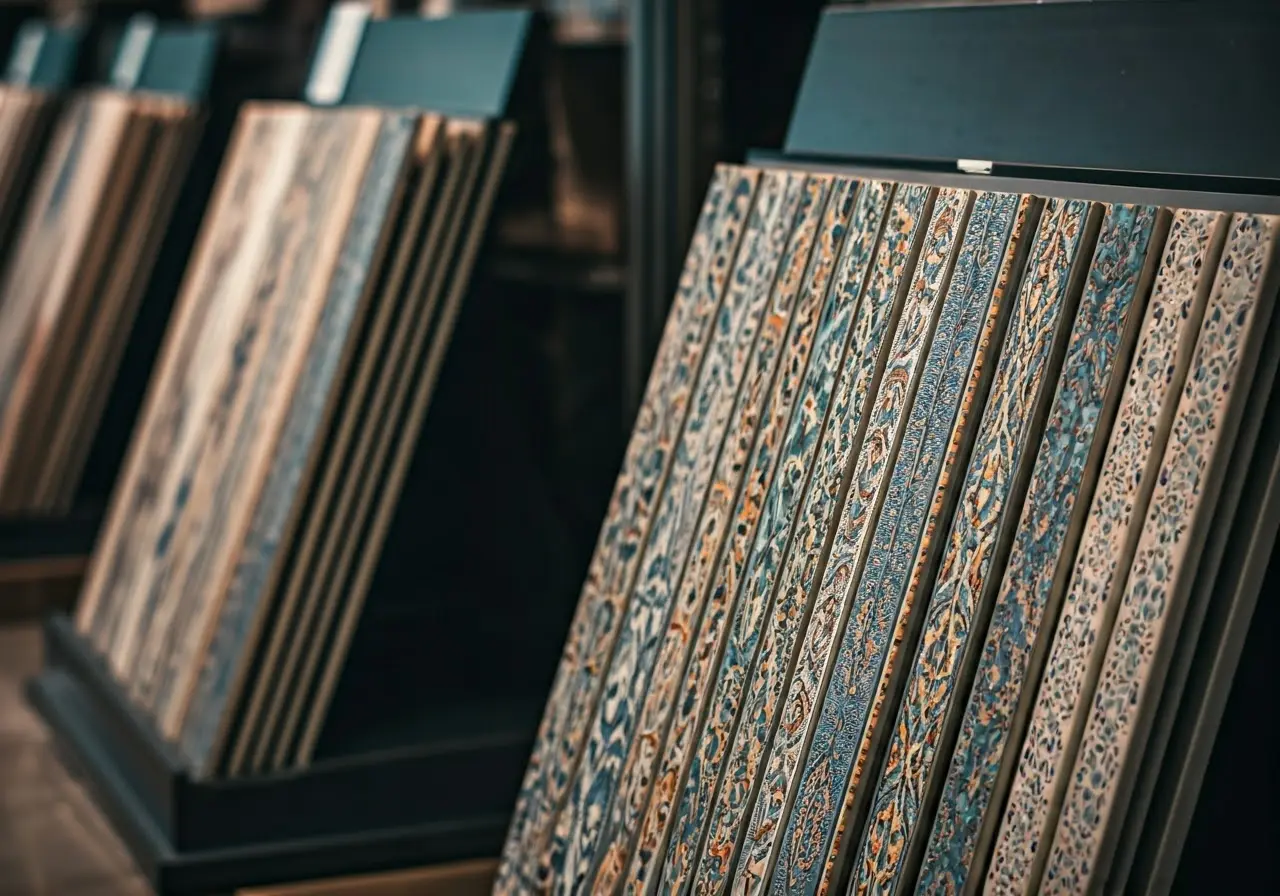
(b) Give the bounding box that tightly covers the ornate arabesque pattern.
[851,198,1091,895]
[494,167,759,894]
[917,204,1158,894]
[1041,213,1277,895]
[984,209,1226,895]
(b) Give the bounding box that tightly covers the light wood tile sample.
[764,191,1036,896]
[619,180,875,895]
[591,177,848,894]
[179,116,438,776]
[1041,213,1278,894]
[547,171,811,893]
[76,105,306,663]
[494,166,759,895]
[699,185,953,894]
[917,204,1162,894]
[658,182,917,895]
[850,197,1097,895]
[984,209,1228,895]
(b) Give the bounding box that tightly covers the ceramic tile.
[765,192,1035,896]
[917,204,1159,893]
[545,171,810,892]
[984,209,1227,895]
[494,166,759,894]
[1041,213,1278,894]
[588,176,839,893]
[850,197,1094,895]
[619,179,874,895]
[702,187,962,895]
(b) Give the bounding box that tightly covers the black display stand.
[29,10,544,895]
[757,2,1280,893]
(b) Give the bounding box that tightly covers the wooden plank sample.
[718,187,966,895]
[493,166,759,895]
[265,120,492,770]
[78,105,307,671]
[618,179,874,894]
[291,121,518,768]
[1040,214,1279,894]
[122,109,382,714]
[591,177,853,894]
[179,116,442,777]
[657,182,914,894]
[147,110,415,744]
[917,203,1163,894]
[849,197,1099,896]
[228,120,480,775]
[548,171,813,893]
[984,209,1229,895]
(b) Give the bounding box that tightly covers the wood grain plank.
[721,188,968,896]
[494,166,759,895]
[548,171,813,893]
[1040,213,1279,895]
[984,209,1229,896]
[179,115,439,777]
[617,178,867,895]
[849,197,1099,896]
[917,204,1163,895]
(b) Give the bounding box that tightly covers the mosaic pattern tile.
[1041,213,1278,894]
[493,166,759,894]
[984,209,1227,895]
[545,171,810,892]
[660,184,931,895]
[767,191,1036,896]
[700,187,962,894]
[589,177,843,894]
[917,203,1159,893]
[851,197,1093,895]
[177,116,418,775]
[620,180,881,895]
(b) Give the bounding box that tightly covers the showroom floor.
[0,624,148,895]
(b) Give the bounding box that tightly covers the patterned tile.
[545,171,810,892]
[706,187,966,895]
[767,192,1037,896]
[917,204,1159,893]
[660,183,932,895]
[619,180,880,895]
[493,166,759,894]
[589,177,840,894]
[1041,213,1278,894]
[851,197,1094,895]
[984,209,1228,895]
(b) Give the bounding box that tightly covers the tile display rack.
[28,10,546,896]
[758,2,1280,892]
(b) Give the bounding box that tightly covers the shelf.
[489,248,625,294]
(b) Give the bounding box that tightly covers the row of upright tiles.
[494,164,1277,895]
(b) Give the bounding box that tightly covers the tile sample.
[1041,213,1278,894]
[917,203,1161,893]
[767,191,1038,896]
[658,183,926,895]
[850,197,1097,895]
[587,176,840,892]
[699,186,962,894]
[546,170,810,891]
[984,209,1229,895]
[619,180,882,895]
[493,166,759,894]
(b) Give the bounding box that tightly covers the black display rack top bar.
[785,0,1280,187]
[4,19,85,89]
[307,7,533,117]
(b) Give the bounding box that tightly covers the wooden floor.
[0,623,149,895]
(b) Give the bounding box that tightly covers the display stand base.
[28,616,530,896]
